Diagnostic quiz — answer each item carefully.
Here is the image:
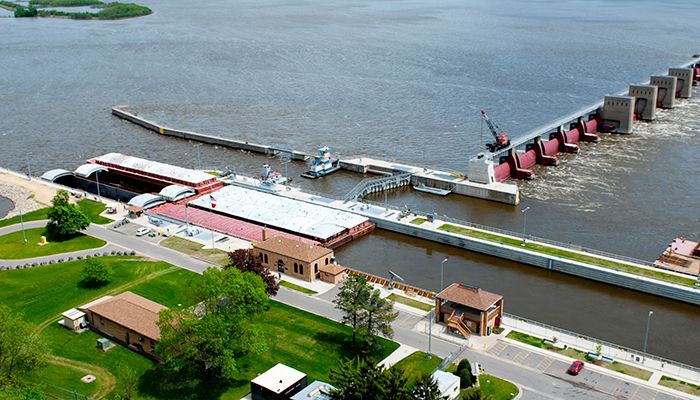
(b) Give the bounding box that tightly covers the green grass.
[24,362,99,398]
[479,374,519,400]
[659,376,700,397]
[438,223,696,287]
[159,236,230,265]
[76,199,111,224]
[0,257,175,324]
[0,207,49,228]
[391,351,442,385]
[386,293,433,312]
[410,217,426,225]
[0,227,105,260]
[3,258,399,399]
[280,280,318,295]
[506,331,546,349]
[607,361,652,380]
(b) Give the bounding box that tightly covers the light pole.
[440,257,448,291]
[94,171,102,202]
[643,310,653,362]
[521,206,530,246]
[427,309,433,359]
[19,207,27,246]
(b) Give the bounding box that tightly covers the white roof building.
[91,153,214,186]
[251,363,307,399]
[190,185,369,241]
[432,370,461,400]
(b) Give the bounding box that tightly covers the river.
[0,0,698,364]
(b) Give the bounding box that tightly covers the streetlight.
[521,206,530,246]
[643,310,653,363]
[440,257,448,291]
[94,171,102,202]
[427,309,433,359]
[19,207,27,246]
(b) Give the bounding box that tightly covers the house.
[431,370,460,400]
[251,363,307,400]
[434,283,504,338]
[253,236,335,282]
[290,380,335,400]
[79,291,166,357]
[318,262,347,284]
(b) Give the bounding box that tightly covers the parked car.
[567,361,584,375]
[135,227,151,237]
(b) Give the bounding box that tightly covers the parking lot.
[488,341,683,400]
[109,220,164,244]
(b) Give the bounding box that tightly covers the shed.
[318,263,346,284]
[61,308,85,331]
[431,370,460,400]
[251,363,307,400]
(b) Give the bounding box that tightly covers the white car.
[135,227,151,237]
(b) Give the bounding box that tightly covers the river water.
[1,0,698,364]
[0,197,12,219]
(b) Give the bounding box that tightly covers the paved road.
[1,220,688,399]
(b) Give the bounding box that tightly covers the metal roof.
[251,364,306,393]
[41,168,72,182]
[158,185,195,202]
[290,381,335,400]
[74,163,108,178]
[432,370,460,396]
[92,153,214,185]
[127,193,165,209]
[189,186,369,240]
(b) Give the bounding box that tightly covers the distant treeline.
[1,0,150,19]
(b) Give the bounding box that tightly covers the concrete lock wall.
[650,76,677,109]
[602,96,634,134]
[371,218,700,306]
[628,85,658,121]
[668,68,694,98]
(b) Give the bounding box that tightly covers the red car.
[567,361,584,375]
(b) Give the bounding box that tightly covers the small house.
[253,236,334,282]
[431,370,460,400]
[435,283,504,338]
[251,363,307,400]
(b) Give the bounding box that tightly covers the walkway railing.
[502,312,700,384]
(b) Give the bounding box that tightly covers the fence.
[42,384,92,400]
[502,312,700,384]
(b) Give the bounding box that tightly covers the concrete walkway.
[377,344,419,369]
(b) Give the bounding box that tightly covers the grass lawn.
[3,259,400,399]
[0,207,49,228]
[280,280,318,295]
[0,227,105,260]
[77,199,111,225]
[160,236,230,265]
[392,351,442,384]
[479,374,519,399]
[24,362,100,398]
[0,257,176,325]
[607,361,652,380]
[410,217,426,225]
[659,376,700,397]
[438,223,696,287]
[506,331,546,349]
[387,293,433,312]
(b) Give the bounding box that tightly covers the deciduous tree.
[0,306,47,382]
[46,190,90,237]
[224,249,278,296]
[80,258,111,288]
[156,267,270,380]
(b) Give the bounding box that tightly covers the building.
[431,370,460,400]
[434,283,504,338]
[188,185,375,248]
[290,381,335,400]
[318,263,347,284]
[251,363,307,400]
[253,236,334,282]
[79,291,167,357]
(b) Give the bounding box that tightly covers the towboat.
[413,183,451,196]
[301,146,341,179]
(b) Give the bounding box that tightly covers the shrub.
[80,258,111,287]
[456,358,475,388]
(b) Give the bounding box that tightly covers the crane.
[480,109,510,152]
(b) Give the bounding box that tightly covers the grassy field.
[479,374,519,399]
[410,217,426,225]
[438,223,696,287]
[76,199,111,224]
[387,293,433,312]
[391,351,442,384]
[0,207,49,228]
[280,280,318,295]
[0,227,105,259]
[24,362,100,398]
[2,258,400,399]
[659,376,700,397]
[159,236,229,265]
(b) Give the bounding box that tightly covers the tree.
[80,258,111,287]
[156,267,270,380]
[333,274,372,347]
[456,358,475,388]
[361,289,398,350]
[224,249,278,296]
[46,190,90,237]
[411,373,446,400]
[115,367,138,399]
[0,306,47,382]
[0,384,47,400]
[328,358,410,400]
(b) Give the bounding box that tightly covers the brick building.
[253,236,334,282]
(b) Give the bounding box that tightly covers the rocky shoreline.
[0,183,44,219]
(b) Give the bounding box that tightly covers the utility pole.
[427,309,433,358]
[521,206,530,245]
[440,257,448,291]
[95,171,102,202]
[643,310,653,363]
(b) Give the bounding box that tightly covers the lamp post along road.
[95,171,102,202]
[19,207,27,246]
[521,206,530,245]
[643,310,653,362]
[440,257,448,291]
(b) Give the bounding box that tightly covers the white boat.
[301,146,341,179]
[413,183,451,196]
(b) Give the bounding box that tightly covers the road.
[0,220,689,399]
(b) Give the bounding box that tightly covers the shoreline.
[0,168,58,219]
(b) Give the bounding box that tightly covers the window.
[325,258,329,265]
[294,263,298,273]
[299,264,304,275]
[264,254,268,264]
[314,263,318,273]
